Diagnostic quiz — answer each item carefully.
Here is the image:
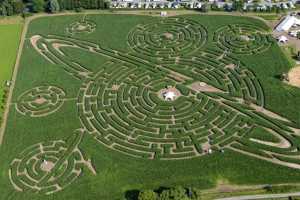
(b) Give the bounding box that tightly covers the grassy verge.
[0,21,23,122]
[257,14,281,21]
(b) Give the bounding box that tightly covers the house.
[276,16,300,32]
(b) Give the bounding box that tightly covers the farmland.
[0,23,22,117]
[1,14,300,200]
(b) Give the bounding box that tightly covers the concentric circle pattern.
[9,140,85,195]
[78,62,253,160]
[128,17,208,57]
[213,24,273,55]
[16,86,65,117]
[66,20,96,35]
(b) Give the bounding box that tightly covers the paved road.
[216,192,300,200]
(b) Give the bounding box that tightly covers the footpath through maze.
[8,16,300,194]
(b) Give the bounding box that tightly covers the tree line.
[0,0,109,16]
[124,186,203,200]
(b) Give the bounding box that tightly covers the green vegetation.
[138,186,201,200]
[1,14,300,200]
[0,23,22,121]
[257,14,281,21]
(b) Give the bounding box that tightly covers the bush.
[176,84,190,96]
[138,190,158,200]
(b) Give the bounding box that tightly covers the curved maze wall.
[10,16,300,195]
[213,24,274,55]
[78,55,267,159]
[128,18,208,57]
[16,86,65,117]
[9,138,86,195]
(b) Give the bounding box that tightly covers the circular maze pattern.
[9,140,85,195]
[66,20,96,35]
[16,86,65,117]
[128,17,208,57]
[78,62,253,160]
[213,24,273,55]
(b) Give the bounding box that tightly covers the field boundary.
[0,20,27,144]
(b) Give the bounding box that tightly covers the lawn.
[0,23,23,114]
[1,14,300,200]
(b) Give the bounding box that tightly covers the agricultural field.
[0,23,22,116]
[1,13,300,200]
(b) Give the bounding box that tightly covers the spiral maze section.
[16,86,65,117]
[77,61,259,160]
[66,20,96,35]
[213,24,274,55]
[128,17,208,58]
[9,139,87,195]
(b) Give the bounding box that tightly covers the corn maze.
[66,16,96,35]
[16,86,66,117]
[213,24,274,55]
[8,16,300,195]
[9,130,95,195]
[128,18,208,57]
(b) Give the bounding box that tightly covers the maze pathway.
[9,16,300,195]
[213,24,274,55]
[128,17,208,57]
[9,131,95,195]
[16,86,66,117]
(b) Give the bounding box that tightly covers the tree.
[48,0,60,12]
[6,3,14,15]
[0,4,8,15]
[297,32,300,40]
[32,0,45,12]
[200,3,208,12]
[138,190,158,200]
[297,51,300,61]
[158,186,189,200]
[232,0,244,11]
[12,0,24,14]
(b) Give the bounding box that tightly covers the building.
[277,35,288,43]
[276,16,300,32]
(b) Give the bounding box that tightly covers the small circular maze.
[9,139,85,195]
[213,24,274,55]
[16,86,65,117]
[66,19,96,35]
[128,17,208,57]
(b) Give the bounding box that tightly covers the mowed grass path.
[0,23,23,113]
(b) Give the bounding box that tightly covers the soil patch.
[288,66,300,88]
[189,82,224,93]
[40,160,55,172]
[34,97,47,104]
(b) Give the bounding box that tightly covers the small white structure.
[289,28,300,37]
[276,16,300,32]
[278,35,288,43]
[160,11,167,16]
[5,80,11,87]
[163,91,176,101]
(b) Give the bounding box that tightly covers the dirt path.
[288,66,300,88]
[216,191,300,200]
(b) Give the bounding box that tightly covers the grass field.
[1,14,300,200]
[0,23,22,114]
